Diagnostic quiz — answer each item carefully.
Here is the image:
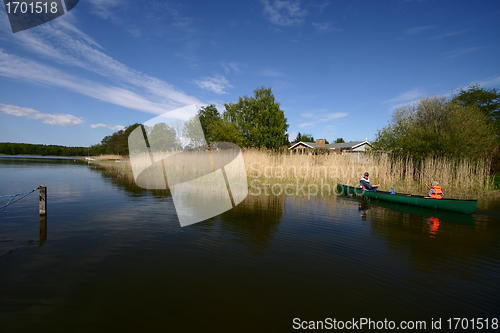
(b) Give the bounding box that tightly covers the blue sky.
[0,0,499,147]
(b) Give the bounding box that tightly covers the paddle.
[425,182,431,189]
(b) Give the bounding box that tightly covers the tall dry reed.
[93,149,495,199]
[242,149,493,199]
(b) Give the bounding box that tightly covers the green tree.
[300,134,315,142]
[373,96,498,160]
[209,120,244,146]
[186,105,244,146]
[94,123,143,155]
[335,138,345,143]
[292,132,302,143]
[183,115,206,147]
[197,104,222,141]
[453,84,500,133]
[224,86,289,148]
[148,123,179,151]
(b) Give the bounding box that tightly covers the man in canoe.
[426,181,443,199]
[360,172,380,192]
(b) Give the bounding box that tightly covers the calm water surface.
[1,157,499,332]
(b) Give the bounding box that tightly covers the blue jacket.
[360,179,373,190]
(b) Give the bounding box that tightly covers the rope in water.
[0,188,39,213]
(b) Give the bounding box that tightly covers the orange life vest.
[430,185,443,199]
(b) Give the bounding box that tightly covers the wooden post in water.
[39,185,47,216]
[39,214,47,246]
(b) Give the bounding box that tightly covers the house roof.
[288,141,321,149]
[289,140,372,150]
[326,141,367,149]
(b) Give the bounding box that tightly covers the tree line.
[0,142,87,156]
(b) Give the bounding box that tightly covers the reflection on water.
[427,217,440,238]
[39,215,47,246]
[1,156,500,332]
[220,194,284,255]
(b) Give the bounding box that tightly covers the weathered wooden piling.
[39,185,47,216]
[39,214,47,246]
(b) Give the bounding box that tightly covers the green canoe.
[337,184,477,214]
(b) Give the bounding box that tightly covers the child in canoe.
[360,172,380,192]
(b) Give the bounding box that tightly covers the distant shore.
[0,153,125,160]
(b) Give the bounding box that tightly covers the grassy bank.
[92,149,496,199]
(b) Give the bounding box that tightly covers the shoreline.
[0,154,125,160]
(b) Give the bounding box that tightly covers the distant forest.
[0,142,87,156]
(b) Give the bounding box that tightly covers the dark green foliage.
[148,123,180,151]
[491,147,500,174]
[292,132,314,143]
[91,123,143,155]
[373,96,499,160]
[493,174,500,190]
[292,132,302,143]
[335,138,345,143]
[224,86,289,149]
[0,142,87,156]
[453,84,500,134]
[292,133,328,144]
[453,85,500,171]
[192,104,244,145]
[197,104,222,141]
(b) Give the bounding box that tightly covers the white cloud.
[86,0,198,40]
[313,1,330,13]
[298,111,347,128]
[384,88,424,104]
[0,51,194,120]
[0,13,202,114]
[259,69,285,77]
[430,29,469,40]
[447,75,500,97]
[474,75,500,87]
[110,125,125,130]
[322,112,348,121]
[404,25,436,35]
[193,75,232,95]
[221,62,245,74]
[90,123,108,129]
[262,0,307,27]
[312,22,341,33]
[87,0,121,20]
[91,123,125,130]
[0,104,84,126]
[445,47,481,59]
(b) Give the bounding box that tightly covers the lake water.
[1,156,499,332]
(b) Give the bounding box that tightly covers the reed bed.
[92,149,496,199]
[243,149,494,199]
